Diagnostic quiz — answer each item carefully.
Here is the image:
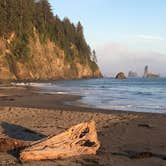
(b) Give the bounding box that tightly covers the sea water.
[16,78,166,113]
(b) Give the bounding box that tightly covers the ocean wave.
[135,92,153,96]
[109,105,134,109]
[56,91,68,94]
[12,82,53,88]
[101,104,166,112]
[11,82,28,86]
[12,78,166,113]
[137,105,166,110]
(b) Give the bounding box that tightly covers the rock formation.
[115,72,126,79]
[143,65,159,78]
[0,33,102,81]
[0,1,102,81]
[128,71,138,78]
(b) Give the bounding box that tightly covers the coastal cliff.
[0,31,102,80]
[0,0,102,81]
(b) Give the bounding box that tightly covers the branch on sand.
[0,121,100,161]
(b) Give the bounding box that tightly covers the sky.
[49,0,166,77]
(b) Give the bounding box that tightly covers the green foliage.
[90,61,98,72]
[91,50,97,63]
[5,55,18,77]
[0,0,98,70]
[9,32,30,60]
[0,0,35,37]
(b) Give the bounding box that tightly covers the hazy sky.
[49,0,166,77]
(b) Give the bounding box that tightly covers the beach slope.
[0,85,165,166]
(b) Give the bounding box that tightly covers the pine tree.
[0,0,96,65]
[91,50,97,63]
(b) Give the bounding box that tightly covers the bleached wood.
[20,121,100,161]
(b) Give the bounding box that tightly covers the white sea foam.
[12,78,166,113]
[56,92,68,94]
[12,82,53,88]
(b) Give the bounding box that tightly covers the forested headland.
[0,0,102,80]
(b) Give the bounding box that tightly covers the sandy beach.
[0,85,166,166]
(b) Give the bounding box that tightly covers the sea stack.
[115,72,126,79]
[143,65,159,78]
[128,71,138,78]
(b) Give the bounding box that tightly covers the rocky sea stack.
[115,72,126,79]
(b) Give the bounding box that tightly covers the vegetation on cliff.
[0,0,101,80]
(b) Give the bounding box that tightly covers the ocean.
[17,78,166,113]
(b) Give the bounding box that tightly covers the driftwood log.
[0,135,30,152]
[20,121,100,161]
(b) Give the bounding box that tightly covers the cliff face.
[0,33,102,81]
[0,0,102,81]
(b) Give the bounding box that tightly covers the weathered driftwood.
[20,121,100,161]
[0,135,30,152]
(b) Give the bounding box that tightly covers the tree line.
[0,0,97,64]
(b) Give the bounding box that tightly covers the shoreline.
[0,83,166,117]
[0,85,166,165]
[11,79,166,114]
[2,83,165,115]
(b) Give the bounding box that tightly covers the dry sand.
[0,85,166,166]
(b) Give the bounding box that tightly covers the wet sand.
[0,85,166,166]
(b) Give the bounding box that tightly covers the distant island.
[115,72,126,79]
[0,0,102,81]
[143,65,160,78]
[128,71,138,78]
[114,66,160,79]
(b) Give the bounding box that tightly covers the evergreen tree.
[91,50,97,63]
[0,0,96,65]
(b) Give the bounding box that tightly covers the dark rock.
[115,72,126,79]
[128,71,138,78]
[143,65,160,78]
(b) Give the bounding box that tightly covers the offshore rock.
[115,72,126,79]
[128,71,138,78]
[143,65,159,78]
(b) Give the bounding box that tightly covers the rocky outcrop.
[143,65,159,78]
[128,71,138,78]
[115,72,126,79]
[146,74,160,78]
[0,33,102,81]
